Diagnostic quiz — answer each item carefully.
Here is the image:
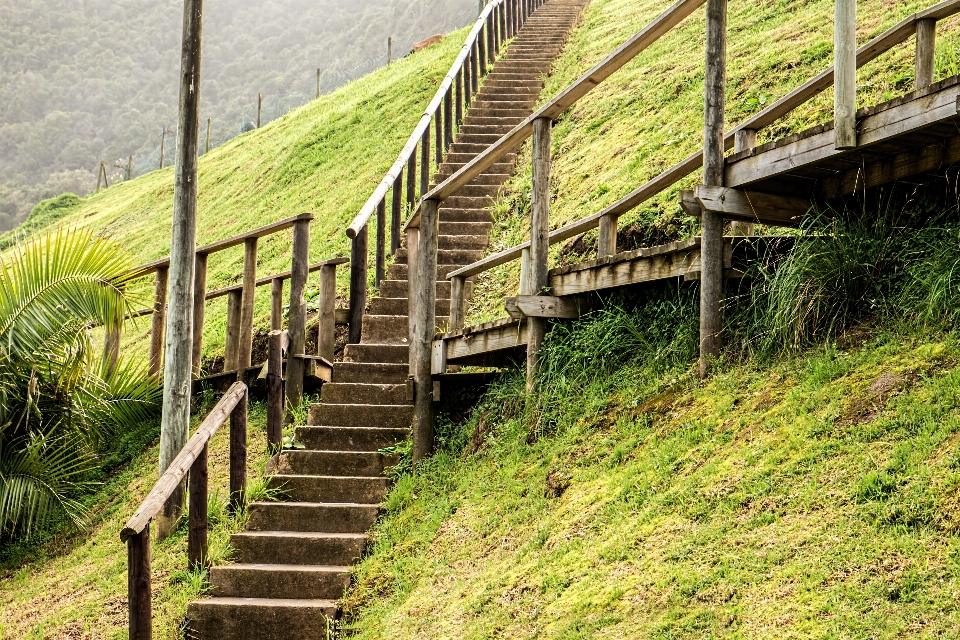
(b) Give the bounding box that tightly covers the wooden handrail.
[405,0,708,229]
[446,0,960,280]
[346,0,507,239]
[120,382,247,541]
[132,212,315,276]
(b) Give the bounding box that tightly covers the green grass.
[342,316,960,638]
[0,396,276,639]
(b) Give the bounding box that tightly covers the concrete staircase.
[186,1,587,636]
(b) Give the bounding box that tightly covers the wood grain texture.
[414,200,439,465]
[238,237,258,369]
[149,266,168,377]
[122,382,247,540]
[835,0,858,149]
[285,219,310,411]
[694,185,812,226]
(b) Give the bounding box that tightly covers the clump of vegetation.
[0,229,161,539]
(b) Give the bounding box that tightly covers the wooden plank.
[726,83,960,187]
[238,238,257,370]
[835,0,858,149]
[126,526,151,640]
[348,227,368,345]
[444,318,526,362]
[431,340,447,375]
[285,219,310,411]
[187,443,208,569]
[270,277,283,331]
[121,383,246,540]
[694,186,812,226]
[916,19,937,90]
[550,248,700,296]
[505,295,586,319]
[414,199,439,466]
[149,266,168,377]
[224,289,242,372]
[317,264,337,361]
[228,392,247,513]
[267,330,284,451]
[191,252,208,377]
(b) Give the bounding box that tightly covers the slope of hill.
[0,0,475,231]
[1,26,471,363]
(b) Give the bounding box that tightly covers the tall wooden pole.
[257,93,263,128]
[388,37,393,65]
[527,117,551,392]
[413,200,438,467]
[699,0,726,378]
[730,129,756,236]
[317,68,322,99]
[158,0,203,540]
[205,117,211,154]
[835,0,857,149]
[159,127,166,169]
[916,19,936,90]
[285,219,310,413]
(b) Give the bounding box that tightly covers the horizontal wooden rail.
[120,382,247,541]
[406,0,707,229]
[204,257,349,300]
[447,0,960,279]
[133,213,316,276]
[347,0,507,238]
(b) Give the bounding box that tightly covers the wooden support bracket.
[504,295,587,320]
[680,186,813,227]
[292,354,333,382]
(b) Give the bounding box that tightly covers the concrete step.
[439,159,515,175]
[440,195,500,210]
[187,597,337,640]
[380,279,464,300]
[453,133,511,146]
[461,114,526,127]
[389,261,466,281]
[247,501,380,534]
[439,220,493,236]
[445,145,512,162]
[457,124,516,136]
[466,107,532,119]
[270,474,391,503]
[320,382,409,406]
[481,79,544,91]
[395,247,483,264]
[279,449,401,476]
[437,206,495,223]
[439,234,489,250]
[343,342,409,364]
[331,361,409,384]
[371,296,451,316]
[361,314,410,344]
[309,402,413,429]
[296,425,409,450]
[231,530,367,566]
[210,564,350,600]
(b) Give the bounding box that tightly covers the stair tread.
[190,597,338,607]
[235,531,367,540]
[215,563,351,572]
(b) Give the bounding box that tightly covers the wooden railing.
[344,0,539,344]
[121,382,248,638]
[403,0,960,456]
[105,212,349,410]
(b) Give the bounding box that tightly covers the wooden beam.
[725,83,960,187]
[285,218,310,413]
[916,19,937,90]
[238,238,257,369]
[694,186,812,226]
[413,199,438,466]
[527,117,552,390]
[835,0,858,149]
[443,318,526,362]
[505,296,586,319]
[549,244,707,296]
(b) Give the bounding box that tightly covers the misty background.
[0,0,477,232]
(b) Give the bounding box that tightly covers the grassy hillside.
[0,397,276,639]
[342,317,960,638]
[1,28,469,363]
[469,0,960,323]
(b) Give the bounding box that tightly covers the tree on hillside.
[0,229,161,538]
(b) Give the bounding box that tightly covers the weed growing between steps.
[0,399,277,638]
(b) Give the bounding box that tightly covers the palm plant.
[0,229,161,538]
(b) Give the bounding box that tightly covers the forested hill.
[0,0,474,232]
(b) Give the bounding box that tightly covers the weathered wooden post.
[471,43,480,94]
[450,275,466,332]
[149,266,169,377]
[376,198,386,287]
[286,218,311,412]
[487,13,496,64]
[267,330,284,451]
[270,277,284,331]
[413,199,438,466]
[103,316,121,378]
[443,88,453,151]
[407,226,420,377]
[257,93,263,128]
[238,238,257,370]
[456,70,464,126]
[159,127,166,170]
[406,151,417,212]
[317,264,337,361]
[159,0,204,540]
[478,25,487,76]
[127,154,133,181]
[392,172,403,255]
[224,289,242,372]
[526,117,552,391]
[598,215,617,257]
[127,525,151,639]
[916,19,936,90]
[730,128,757,236]
[348,226,368,344]
[317,68,322,99]
[420,129,431,195]
[205,118,211,154]
[187,442,208,569]
[699,0,727,378]
[388,36,393,65]
[435,110,443,166]
[464,50,473,106]
[229,387,247,512]
[835,0,857,149]
[191,252,208,377]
